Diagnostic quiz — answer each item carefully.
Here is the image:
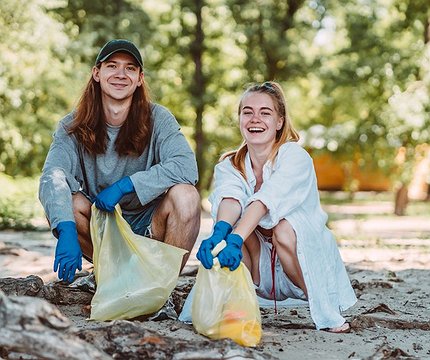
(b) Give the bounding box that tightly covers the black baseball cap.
[95,39,143,68]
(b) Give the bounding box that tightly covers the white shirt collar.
[244,152,256,186]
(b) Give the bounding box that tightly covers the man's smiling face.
[92,52,142,102]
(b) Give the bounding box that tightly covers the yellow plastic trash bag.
[192,241,262,347]
[90,204,187,321]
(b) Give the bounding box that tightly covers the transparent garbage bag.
[192,240,262,347]
[89,205,187,321]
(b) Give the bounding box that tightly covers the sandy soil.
[1,201,430,359]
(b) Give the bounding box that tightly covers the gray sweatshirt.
[39,103,198,231]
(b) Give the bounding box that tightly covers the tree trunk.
[0,289,109,360]
[394,184,409,216]
[190,0,206,193]
[426,181,430,201]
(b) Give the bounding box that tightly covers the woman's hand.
[196,220,232,269]
[218,233,243,271]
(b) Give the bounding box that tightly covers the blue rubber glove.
[94,176,135,212]
[218,233,243,271]
[54,221,82,283]
[196,220,232,269]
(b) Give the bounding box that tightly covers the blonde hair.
[221,81,299,179]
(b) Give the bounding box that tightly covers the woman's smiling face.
[239,92,284,148]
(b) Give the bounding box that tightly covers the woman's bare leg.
[272,219,308,298]
[242,231,261,286]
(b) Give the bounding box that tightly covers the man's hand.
[54,221,82,283]
[94,176,135,212]
[218,233,243,271]
[196,220,232,269]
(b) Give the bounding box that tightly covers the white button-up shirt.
[209,142,357,329]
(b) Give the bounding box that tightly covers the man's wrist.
[56,221,77,235]
[117,176,135,195]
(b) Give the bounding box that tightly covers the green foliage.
[0,174,42,230]
[0,0,76,176]
[50,0,154,64]
[226,0,326,81]
[0,0,428,201]
[300,0,429,190]
[141,0,246,192]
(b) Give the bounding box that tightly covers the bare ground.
[1,199,429,359]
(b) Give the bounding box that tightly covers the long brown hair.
[221,81,300,179]
[68,69,152,156]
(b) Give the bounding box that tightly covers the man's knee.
[166,184,200,220]
[72,192,92,219]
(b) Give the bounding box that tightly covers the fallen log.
[77,320,273,359]
[0,274,44,296]
[0,274,194,310]
[351,314,430,331]
[0,289,274,359]
[0,275,93,305]
[0,290,109,360]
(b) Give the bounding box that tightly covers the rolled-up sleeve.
[39,120,81,230]
[130,107,198,206]
[208,159,249,220]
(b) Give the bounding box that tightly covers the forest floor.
[1,193,430,359]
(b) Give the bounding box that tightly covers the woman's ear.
[276,117,284,130]
[92,66,100,82]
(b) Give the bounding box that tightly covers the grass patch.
[405,200,430,217]
[0,173,44,230]
[319,190,394,205]
[321,190,430,219]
